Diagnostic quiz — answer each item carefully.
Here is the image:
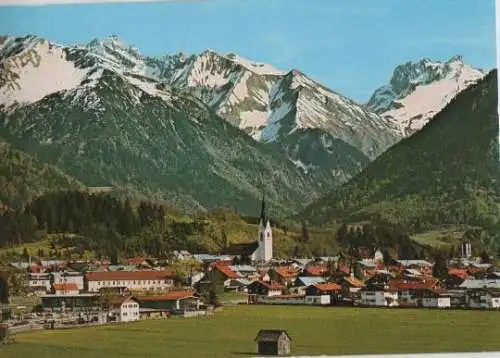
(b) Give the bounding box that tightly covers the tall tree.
[432,250,448,281]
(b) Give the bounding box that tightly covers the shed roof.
[254,329,292,342]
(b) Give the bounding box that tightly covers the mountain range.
[0,34,489,218]
[301,70,499,237]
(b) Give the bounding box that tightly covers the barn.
[255,329,292,356]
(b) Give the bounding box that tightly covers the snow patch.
[382,62,484,133]
[224,53,285,76]
[0,40,88,107]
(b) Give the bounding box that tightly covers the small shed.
[255,329,292,356]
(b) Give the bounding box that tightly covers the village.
[2,198,500,337]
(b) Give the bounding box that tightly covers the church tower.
[257,194,273,262]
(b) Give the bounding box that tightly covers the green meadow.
[2,305,500,357]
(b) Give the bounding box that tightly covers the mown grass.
[2,305,500,357]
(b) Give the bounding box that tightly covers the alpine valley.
[0,34,489,223]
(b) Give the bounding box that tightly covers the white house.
[465,290,500,309]
[360,289,399,307]
[28,273,51,292]
[421,291,451,308]
[305,295,331,305]
[108,296,140,322]
[85,270,175,292]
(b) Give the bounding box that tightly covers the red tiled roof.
[85,270,174,281]
[213,263,239,279]
[252,280,283,290]
[136,290,196,302]
[273,266,298,279]
[389,278,440,291]
[53,283,79,291]
[314,283,342,291]
[304,265,328,276]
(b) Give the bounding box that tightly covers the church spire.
[260,193,266,223]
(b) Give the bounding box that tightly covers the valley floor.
[2,305,500,358]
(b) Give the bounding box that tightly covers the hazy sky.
[0,0,496,101]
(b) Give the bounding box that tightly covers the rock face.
[367,56,485,136]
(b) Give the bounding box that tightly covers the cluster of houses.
[6,199,500,329]
[10,258,203,324]
[191,250,500,310]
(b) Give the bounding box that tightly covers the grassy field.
[2,305,500,357]
[410,227,468,248]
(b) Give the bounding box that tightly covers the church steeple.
[260,194,266,223]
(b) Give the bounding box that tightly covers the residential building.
[247,280,283,297]
[108,296,140,322]
[340,276,365,295]
[421,290,451,308]
[28,273,51,293]
[294,276,325,288]
[85,271,175,292]
[302,265,328,277]
[305,283,342,304]
[268,266,298,286]
[360,281,399,307]
[465,289,500,309]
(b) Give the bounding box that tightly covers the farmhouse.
[248,280,283,297]
[392,278,444,306]
[305,283,342,304]
[85,270,175,292]
[268,266,298,286]
[255,329,292,356]
[107,296,140,322]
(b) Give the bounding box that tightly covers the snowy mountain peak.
[367,55,485,135]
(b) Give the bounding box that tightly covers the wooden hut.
[255,329,292,356]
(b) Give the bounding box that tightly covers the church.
[224,195,273,263]
[251,195,273,262]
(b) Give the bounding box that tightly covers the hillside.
[300,70,500,236]
[0,190,338,260]
[0,35,335,217]
[0,137,84,209]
